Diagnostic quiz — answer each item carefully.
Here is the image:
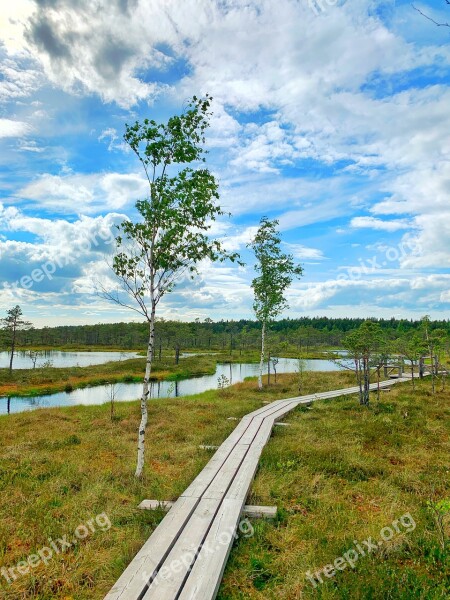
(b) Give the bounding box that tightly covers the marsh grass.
[0,371,448,599]
[218,378,450,599]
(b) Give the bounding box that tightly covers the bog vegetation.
[0,372,448,599]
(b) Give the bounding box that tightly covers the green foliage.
[427,498,450,550]
[0,305,32,372]
[12,316,450,352]
[343,320,385,358]
[217,374,230,389]
[395,333,427,362]
[111,95,239,317]
[343,321,386,405]
[249,217,303,324]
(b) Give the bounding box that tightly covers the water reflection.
[0,357,342,416]
[0,350,140,370]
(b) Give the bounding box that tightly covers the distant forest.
[5,317,450,352]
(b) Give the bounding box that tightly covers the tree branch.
[412,3,450,27]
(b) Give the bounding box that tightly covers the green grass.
[218,378,450,599]
[214,348,339,363]
[0,371,448,599]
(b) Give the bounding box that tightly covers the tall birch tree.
[106,95,239,477]
[249,217,303,390]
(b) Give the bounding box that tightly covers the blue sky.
[0,0,449,326]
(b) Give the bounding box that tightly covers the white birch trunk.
[258,321,266,390]
[135,304,156,478]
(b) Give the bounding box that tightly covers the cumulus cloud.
[400,213,450,269]
[0,118,31,137]
[287,274,450,314]
[21,0,180,106]
[0,204,125,294]
[1,0,449,321]
[17,171,148,213]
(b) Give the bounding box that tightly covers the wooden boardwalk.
[105,377,410,600]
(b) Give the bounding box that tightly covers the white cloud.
[351,216,413,232]
[0,1,35,54]
[0,118,31,137]
[0,206,125,296]
[287,273,450,313]
[400,213,450,269]
[17,171,148,213]
[286,243,325,261]
[1,0,449,322]
[98,127,125,152]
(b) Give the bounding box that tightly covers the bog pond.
[0,350,140,369]
[0,355,343,415]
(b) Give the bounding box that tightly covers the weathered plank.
[177,497,249,600]
[142,497,220,599]
[244,505,277,519]
[139,499,277,519]
[104,496,198,600]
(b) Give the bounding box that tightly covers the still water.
[0,350,140,369]
[0,357,341,415]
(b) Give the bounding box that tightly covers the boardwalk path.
[105,377,410,600]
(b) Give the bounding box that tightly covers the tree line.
[2,316,449,353]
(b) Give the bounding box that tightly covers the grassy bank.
[0,354,217,398]
[0,372,448,599]
[211,348,338,363]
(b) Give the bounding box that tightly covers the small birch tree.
[248,217,303,390]
[105,95,239,477]
[1,306,32,373]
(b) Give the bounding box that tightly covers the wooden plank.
[224,444,264,503]
[139,499,277,519]
[139,500,174,511]
[104,496,198,600]
[242,505,277,519]
[202,444,250,500]
[177,498,247,600]
[181,420,254,499]
[142,497,219,600]
[237,418,266,446]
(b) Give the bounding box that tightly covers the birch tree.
[249,217,303,390]
[106,95,239,477]
[1,306,32,373]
